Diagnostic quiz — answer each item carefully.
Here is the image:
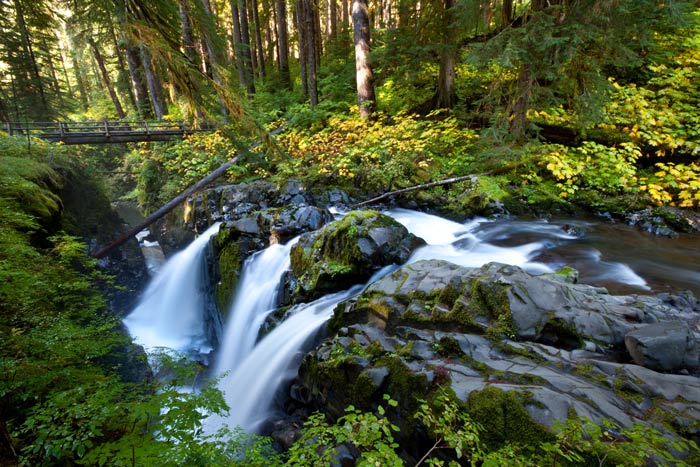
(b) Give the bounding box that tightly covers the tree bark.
[329,0,337,41]
[179,0,198,65]
[237,0,257,95]
[352,0,375,118]
[140,45,167,120]
[71,54,89,110]
[89,38,127,119]
[201,0,230,119]
[304,0,318,107]
[502,0,513,25]
[230,0,247,86]
[296,0,309,97]
[251,0,266,79]
[275,0,291,87]
[91,127,284,259]
[434,0,457,109]
[125,45,153,118]
[13,0,49,117]
[93,151,243,259]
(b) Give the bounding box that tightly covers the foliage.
[285,394,402,467]
[640,162,700,207]
[277,111,478,192]
[527,141,642,199]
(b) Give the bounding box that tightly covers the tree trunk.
[125,45,153,118]
[502,0,513,25]
[329,0,338,41]
[140,45,167,120]
[230,0,247,86]
[275,0,291,87]
[41,36,64,109]
[14,0,49,117]
[240,0,256,94]
[89,38,127,119]
[434,0,456,109]
[201,0,230,120]
[296,0,309,97]
[179,0,198,65]
[251,0,266,79]
[312,0,322,61]
[352,0,375,118]
[304,0,318,108]
[109,23,137,113]
[71,55,89,110]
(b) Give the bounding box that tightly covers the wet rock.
[289,211,425,302]
[625,322,699,372]
[292,259,700,457]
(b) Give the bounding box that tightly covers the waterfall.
[209,286,363,433]
[214,239,298,376]
[123,222,221,357]
[125,208,654,437]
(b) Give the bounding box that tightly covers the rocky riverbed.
[154,179,700,462]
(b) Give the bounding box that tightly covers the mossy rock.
[212,225,243,315]
[466,386,553,450]
[289,210,425,302]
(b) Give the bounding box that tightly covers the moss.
[538,318,584,350]
[213,228,242,315]
[466,386,553,450]
[434,336,465,359]
[353,370,381,401]
[492,342,547,363]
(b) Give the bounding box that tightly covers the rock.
[289,211,425,302]
[625,322,699,372]
[290,258,700,458]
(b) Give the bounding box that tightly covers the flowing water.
[123,222,221,356]
[124,209,700,435]
[214,239,298,376]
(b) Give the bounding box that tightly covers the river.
[122,208,700,434]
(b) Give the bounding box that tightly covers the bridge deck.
[4,120,206,144]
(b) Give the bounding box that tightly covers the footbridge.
[4,120,209,144]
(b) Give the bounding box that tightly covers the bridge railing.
[5,120,188,137]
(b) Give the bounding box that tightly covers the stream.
[122,209,700,434]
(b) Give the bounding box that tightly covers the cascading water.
[123,222,221,356]
[214,239,298,376]
[209,285,364,432]
[127,209,659,437]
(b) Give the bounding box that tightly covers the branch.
[353,174,480,208]
[92,128,283,259]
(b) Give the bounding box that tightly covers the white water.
[214,239,298,376]
[123,222,221,356]
[209,286,363,432]
[125,209,651,435]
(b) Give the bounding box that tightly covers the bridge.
[4,120,208,145]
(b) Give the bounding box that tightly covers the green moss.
[434,336,465,358]
[466,386,553,450]
[353,370,381,401]
[213,228,242,315]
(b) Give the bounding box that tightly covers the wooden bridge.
[4,120,208,145]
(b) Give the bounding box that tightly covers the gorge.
[123,181,700,462]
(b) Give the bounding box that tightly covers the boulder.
[289,211,425,302]
[292,259,700,458]
[625,322,699,372]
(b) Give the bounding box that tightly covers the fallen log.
[353,174,479,207]
[92,153,244,258]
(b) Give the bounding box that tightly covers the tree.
[89,36,127,119]
[434,0,457,109]
[352,0,375,118]
[276,0,291,87]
